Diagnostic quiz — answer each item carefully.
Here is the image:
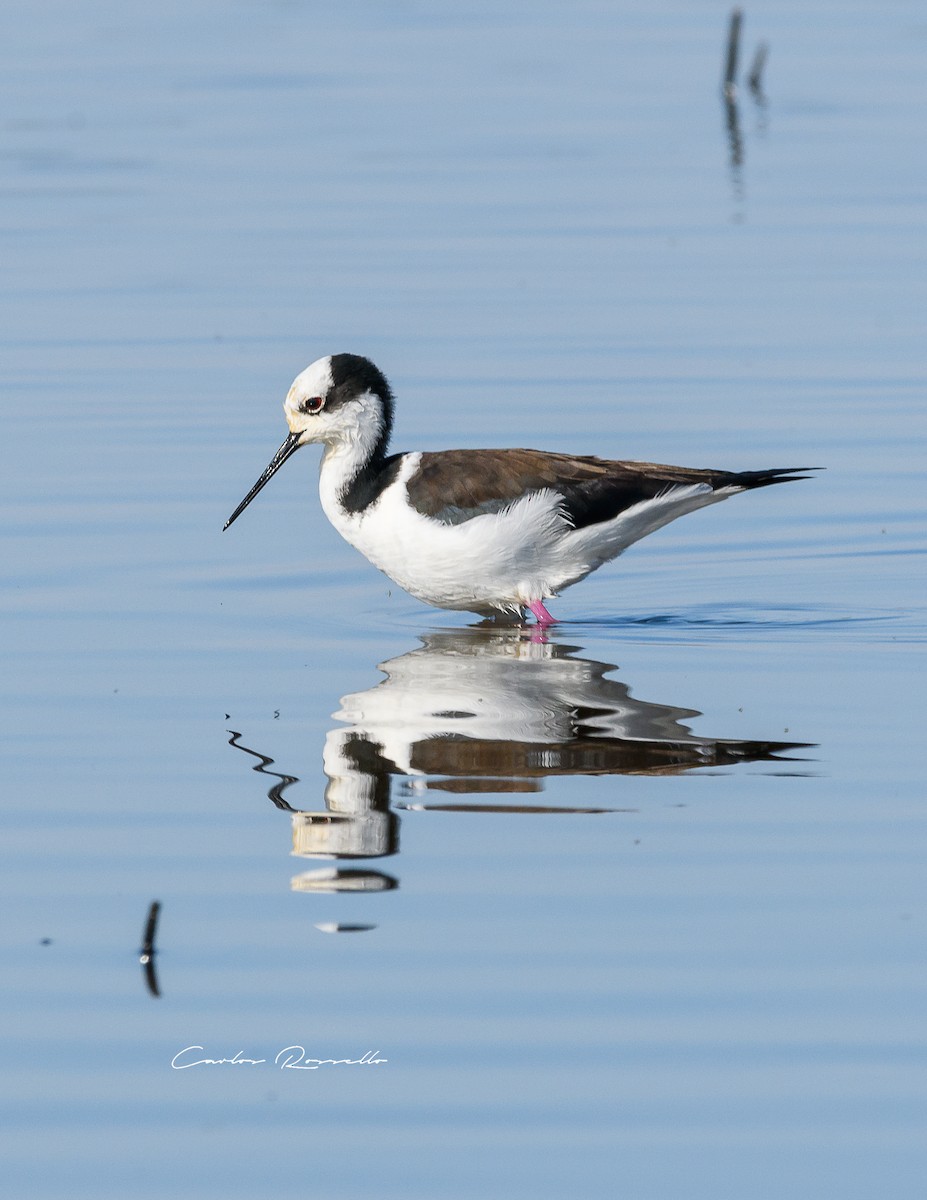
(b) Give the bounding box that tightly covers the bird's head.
[224,353,393,530]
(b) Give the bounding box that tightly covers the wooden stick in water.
[723,8,743,99]
[748,41,770,94]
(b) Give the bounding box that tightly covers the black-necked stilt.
[224,354,816,623]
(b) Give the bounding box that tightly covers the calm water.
[2,1,926,1196]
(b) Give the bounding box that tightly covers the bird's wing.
[405,449,811,529]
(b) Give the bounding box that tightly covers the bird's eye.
[300,396,324,415]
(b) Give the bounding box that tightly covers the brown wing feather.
[405,449,811,529]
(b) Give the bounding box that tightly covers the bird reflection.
[330,628,807,807]
[228,628,810,914]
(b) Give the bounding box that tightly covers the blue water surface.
[1,2,925,1197]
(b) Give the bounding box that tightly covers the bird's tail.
[730,466,823,490]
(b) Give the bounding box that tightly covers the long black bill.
[223,430,303,530]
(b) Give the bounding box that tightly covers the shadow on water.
[574,603,910,639]
[227,626,813,925]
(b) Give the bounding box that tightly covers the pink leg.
[528,599,557,626]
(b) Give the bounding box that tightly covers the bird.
[224,353,816,624]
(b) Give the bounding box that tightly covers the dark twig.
[723,8,742,99]
[724,91,743,170]
[139,900,161,998]
[748,41,770,95]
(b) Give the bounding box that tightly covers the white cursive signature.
[171,1045,386,1070]
[171,1047,266,1069]
[275,1047,386,1070]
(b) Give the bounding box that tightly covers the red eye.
[301,396,324,414]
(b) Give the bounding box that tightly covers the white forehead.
[285,356,334,412]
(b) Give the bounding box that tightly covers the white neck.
[317,390,390,521]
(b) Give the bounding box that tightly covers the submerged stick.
[723,8,743,98]
[748,41,770,94]
[139,900,161,998]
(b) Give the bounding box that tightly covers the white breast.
[319,452,574,612]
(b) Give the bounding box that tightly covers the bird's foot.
[528,599,557,626]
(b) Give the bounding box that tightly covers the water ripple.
[575,603,924,641]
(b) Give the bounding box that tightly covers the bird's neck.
[318,398,396,519]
